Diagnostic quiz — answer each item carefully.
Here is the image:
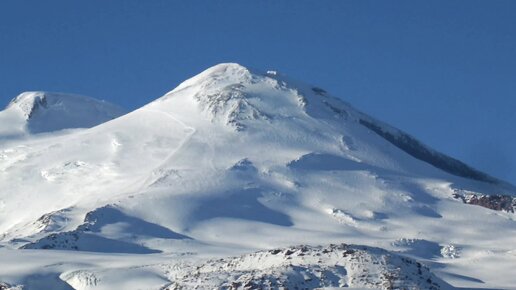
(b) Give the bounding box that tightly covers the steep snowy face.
[0,91,125,137]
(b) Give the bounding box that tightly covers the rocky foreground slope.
[161,244,451,290]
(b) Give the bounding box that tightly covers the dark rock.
[359,118,497,184]
[453,190,516,213]
[312,87,327,96]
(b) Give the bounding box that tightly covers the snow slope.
[1,63,515,289]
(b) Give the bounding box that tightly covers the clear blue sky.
[1,1,515,184]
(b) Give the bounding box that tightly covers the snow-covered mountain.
[1,63,515,290]
[0,91,125,138]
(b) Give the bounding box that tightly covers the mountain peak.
[158,63,348,129]
[1,91,126,136]
[8,91,53,119]
[148,64,507,187]
[171,63,253,94]
[8,91,87,119]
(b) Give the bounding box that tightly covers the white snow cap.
[2,91,126,135]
